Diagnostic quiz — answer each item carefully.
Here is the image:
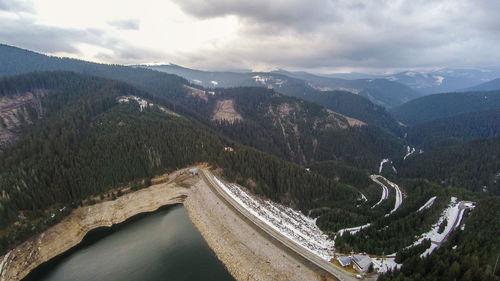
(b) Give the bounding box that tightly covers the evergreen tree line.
[379,197,500,281]
[0,71,371,255]
[334,179,451,254]
[209,87,404,169]
[406,109,500,150]
[397,137,500,195]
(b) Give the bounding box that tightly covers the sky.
[0,0,499,73]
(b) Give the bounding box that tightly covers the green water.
[23,205,235,281]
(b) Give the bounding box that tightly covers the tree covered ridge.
[201,87,405,169]
[406,109,500,150]
[379,197,500,281]
[391,90,500,126]
[0,71,367,256]
[0,43,404,136]
[397,137,500,195]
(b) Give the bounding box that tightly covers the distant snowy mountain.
[137,64,420,108]
[325,68,500,95]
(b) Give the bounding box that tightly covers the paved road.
[200,169,363,281]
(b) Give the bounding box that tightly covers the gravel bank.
[1,169,335,281]
[0,181,188,281]
[184,176,335,281]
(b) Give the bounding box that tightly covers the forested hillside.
[335,179,451,255]
[406,109,500,149]
[0,44,403,137]
[391,90,500,126]
[145,64,422,109]
[463,77,500,92]
[206,87,404,168]
[143,63,404,135]
[1,46,499,281]
[285,89,403,135]
[380,197,500,281]
[272,69,421,108]
[0,44,190,108]
[0,71,366,256]
[397,137,500,195]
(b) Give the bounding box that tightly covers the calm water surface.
[24,205,235,281]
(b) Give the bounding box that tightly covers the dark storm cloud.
[173,0,343,31]
[108,19,140,30]
[171,0,500,71]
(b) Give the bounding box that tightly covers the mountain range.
[327,68,500,94]
[0,43,499,281]
[137,63,422,108]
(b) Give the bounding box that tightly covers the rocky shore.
[184,174,335,281]
[0,178,188,281]
[0,169,334,281]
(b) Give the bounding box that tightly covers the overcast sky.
[1,0,499,73]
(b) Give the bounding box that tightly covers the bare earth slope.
[0,179,188,281]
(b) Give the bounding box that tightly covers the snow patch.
[337,223,371,237]
[370,175,403,216]
[372,257,401,273]
[379,159,390,174]
[359,192,367,202]
[403,146,416,160]
[382,177,403,217]
[253,75,285,89]
[392,165,398,174]
[413,197,475,257]
[371,175,389,209]
[212,175,335,261]
[117,95,153,112]
[418,196,437,212]
[433,75,444,85]
[117,95,178,117]
[357,192,367,207]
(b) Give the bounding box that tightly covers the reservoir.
[23,205,235,281]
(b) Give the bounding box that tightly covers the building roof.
[352,254,372,270]
[337,256,351,267]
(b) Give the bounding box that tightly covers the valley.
[0,167,339,281]
[0,43,498,281]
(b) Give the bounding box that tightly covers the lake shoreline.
[1,169,332,281]
[21,204,183,281]
[0,174,189,281]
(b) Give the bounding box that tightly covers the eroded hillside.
[0,90,46,150]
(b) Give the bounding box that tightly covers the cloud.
[1,0,500,72]
[172,0,342,32]
[0,16,110,55]
[108,19,140,30]
[169,0,500,72]
[0,0,34,12]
